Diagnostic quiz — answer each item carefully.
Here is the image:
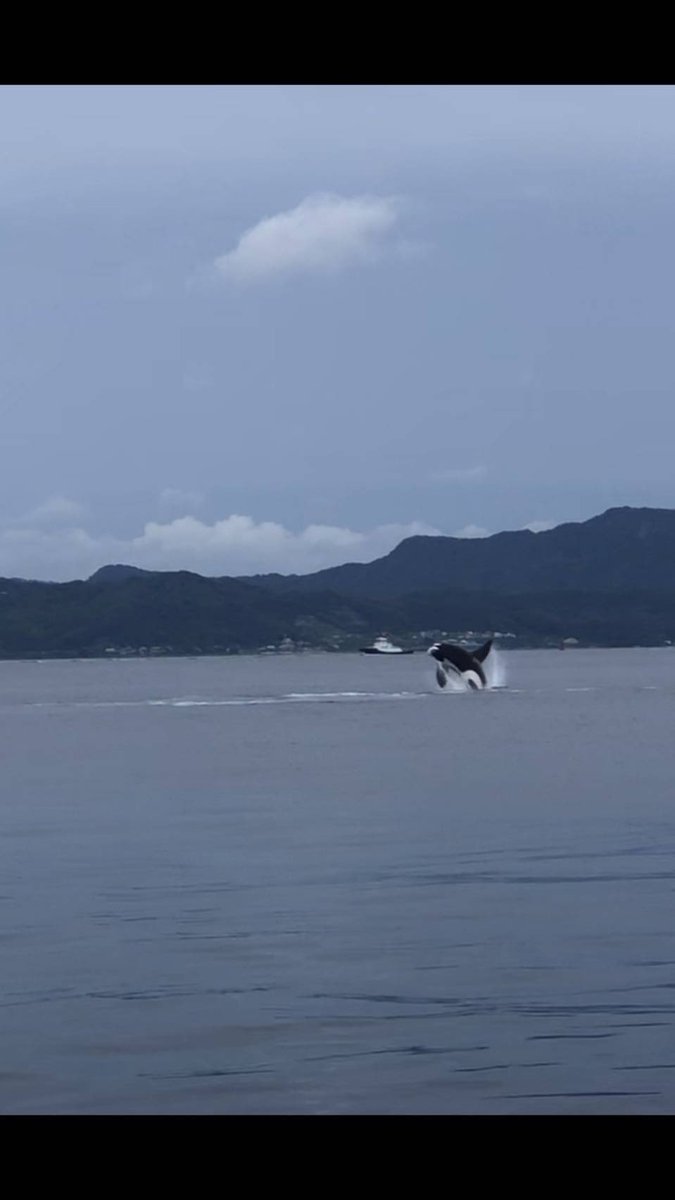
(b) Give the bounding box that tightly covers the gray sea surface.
[1,647,675,1114]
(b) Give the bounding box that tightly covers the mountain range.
[2,506,675,657]
[238,506,675,596]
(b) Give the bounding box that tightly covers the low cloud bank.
[0,504,442,581]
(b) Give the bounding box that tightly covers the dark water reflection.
[1,648,675,1113]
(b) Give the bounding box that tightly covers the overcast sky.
[2,84,675,580]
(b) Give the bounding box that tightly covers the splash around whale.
[428,637,497,691]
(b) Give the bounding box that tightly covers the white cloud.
[0,500,560,581]
[131,515,441,576]
[0,511,442,582]
[524,519,557,533]
[453,524,490,539]
[0,524,107,580]
[14,495,85,527]
[214,192,401,283]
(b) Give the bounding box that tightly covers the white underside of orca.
[460,668,483,690]
[435,662,485,691]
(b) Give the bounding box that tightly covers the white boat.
[360,635,413,655]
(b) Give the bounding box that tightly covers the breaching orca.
[428,638,493,690]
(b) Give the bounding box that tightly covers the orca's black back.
[431,643,476,673]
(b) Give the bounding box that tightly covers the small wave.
[21,691,432,711]
[287,691,374,699]
[167,692,426,706]
[285,691,423,701]
[169,698,279,707]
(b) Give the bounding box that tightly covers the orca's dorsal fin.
[473,638,493,663]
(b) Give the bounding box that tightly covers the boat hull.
[360,648,414,655]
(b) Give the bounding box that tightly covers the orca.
[428,637,493,690]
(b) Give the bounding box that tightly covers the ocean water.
[2,647,675,1115]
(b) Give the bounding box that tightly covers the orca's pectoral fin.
[435,665,448,689]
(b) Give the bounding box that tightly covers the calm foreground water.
[2,648,675,1115]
